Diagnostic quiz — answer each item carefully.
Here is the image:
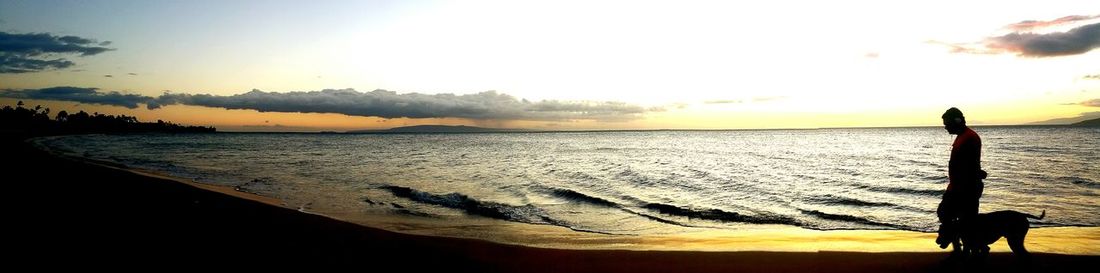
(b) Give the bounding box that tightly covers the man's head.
[941,107,966,135]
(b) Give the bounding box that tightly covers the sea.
[32,126,1100,240]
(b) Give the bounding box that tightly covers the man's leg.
[961,182,981,219]
[954,185,983,256]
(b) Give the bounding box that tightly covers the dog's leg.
[1010,212,1034,259]
[1008,238,1028,255]
[1008,235,1033,269]
[1008,234,1030,257]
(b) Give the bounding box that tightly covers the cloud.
[703,96,784,105]
[1080,98,1100,107]
[1,87,658,121]
[0,86,153,109]
[0,55,75,73]
[1005,15,1100,31]
[0,31,113,73]
[0,32,112,56]
[926,40,987,55]
[985,23,1100,57]
[704,100,742,104]
[153,89,657,121]
[941,15,1100,57]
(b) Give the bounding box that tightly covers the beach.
[4,134,1098,272]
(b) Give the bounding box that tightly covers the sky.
[2,0,1099,131]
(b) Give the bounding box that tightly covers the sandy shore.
[4,134,1097,271]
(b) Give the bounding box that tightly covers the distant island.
[1,101,215,136]
[347,125,526,133]
[1027,112,1100,125]
[1070,117,1100,127]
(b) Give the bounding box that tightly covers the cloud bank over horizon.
[0,86,150,108]
[987,22,1100,57]
[944,15,1100,57]
[0,32,112,73]
[0,87,660,122]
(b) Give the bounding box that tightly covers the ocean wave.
[1006,146,1063,154]
[539,188,717,229]
[546,188,622,208]
[628,210,691,226]
[641,203,800,225]
[807,195,895,207]
[798,209,911,230]
[861,185,943,196]
[615,168,661,186]
[393,208,438,218]
[686,168,711,179]
[381,186,558,225]
[107,156,174,168]
[1062,176,1100,189]
[382,186,628,235]
[556,170,601,182]
[920,175,948,181]
[235,177,277,193]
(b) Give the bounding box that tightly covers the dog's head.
[935,221,958,249]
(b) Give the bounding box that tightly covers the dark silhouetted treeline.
[1,101,215,135]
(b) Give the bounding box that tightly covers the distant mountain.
[347,125,525,133]
[1027,111,1100,125]
[1070,117,1100,127]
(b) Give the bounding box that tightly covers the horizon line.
[216,123,1082,134]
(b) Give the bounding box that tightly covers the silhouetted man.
[937,107,986,252]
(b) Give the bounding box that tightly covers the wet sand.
[4,134,1097,271]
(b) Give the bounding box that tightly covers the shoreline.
[6,134,1098,270]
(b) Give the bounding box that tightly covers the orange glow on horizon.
[5,97,1097,132]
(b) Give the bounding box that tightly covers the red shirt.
[948,127,981,190]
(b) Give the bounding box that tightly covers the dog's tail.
[1025,210,1046,220]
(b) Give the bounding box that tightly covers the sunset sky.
[2,0,1099,131]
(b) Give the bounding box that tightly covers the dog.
[936,210,1045,257]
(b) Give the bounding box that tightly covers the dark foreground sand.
[3,134,1097,272]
